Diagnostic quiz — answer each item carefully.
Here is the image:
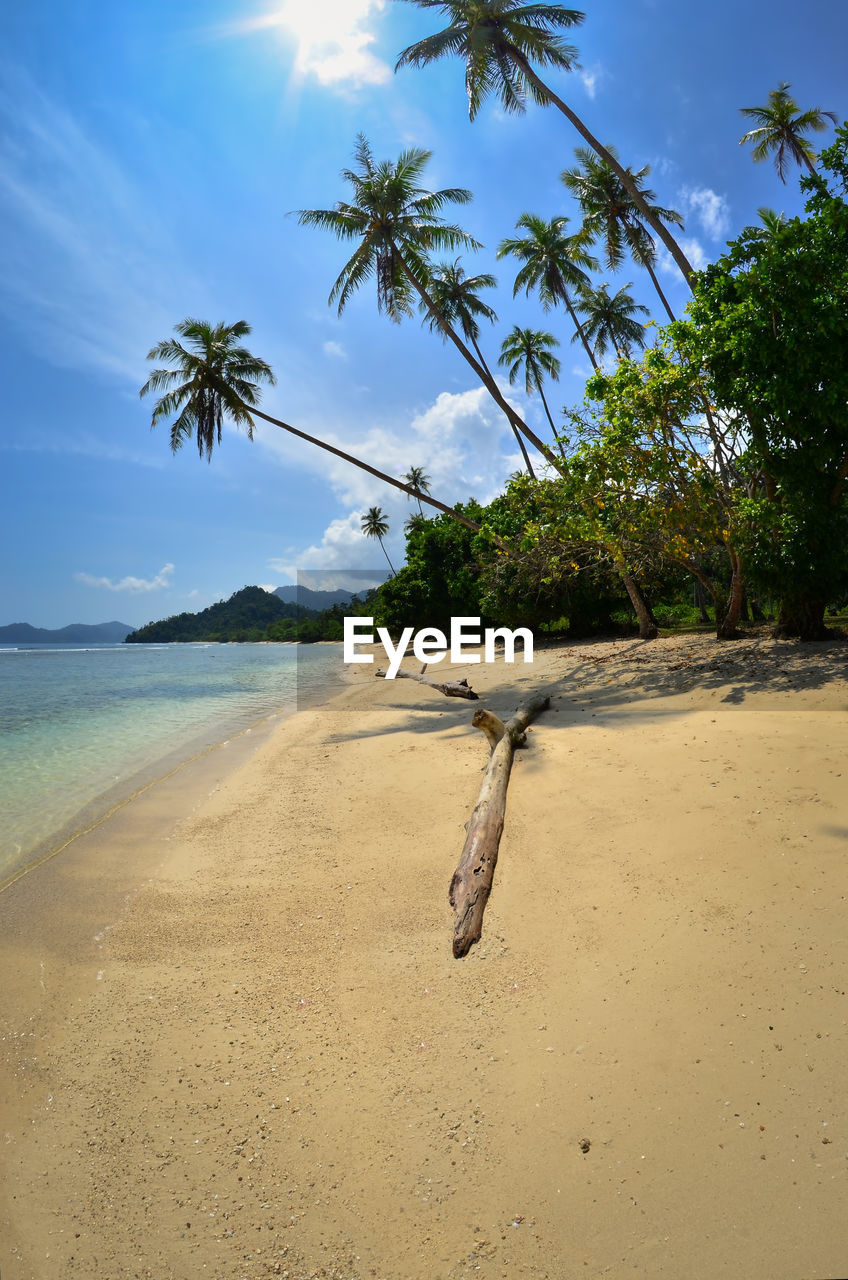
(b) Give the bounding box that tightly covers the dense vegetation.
[126,586,376,644]
[139,4,846,644]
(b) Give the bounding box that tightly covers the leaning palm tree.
[497,212,599,369]
[297,135,558,471]
[361,506,396,574]
[562,146,683,322]
[421,259,536,476]
[497,327,562,442]
[573,283,649,362]
[402,465,432,516]
[739,82,838,181]
[395,0,696,284]
[140,318,505,543]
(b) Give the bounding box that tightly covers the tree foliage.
[687,125,848,635]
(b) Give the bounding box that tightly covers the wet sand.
[2,633,848,1279]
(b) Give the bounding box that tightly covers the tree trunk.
[715,550,744,639]
[450,695,550,957]
[694,578,711,624]
[642,255,677,323]
[471,335,536,478]
[563,291,599,370]
[619,569,658,639]
[774,597,829,641]
[375,665,479,700]
[513,53,696,287]
[397,257,564,474]
[248,407,512,549]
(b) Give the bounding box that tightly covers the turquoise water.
[0,643,344,882]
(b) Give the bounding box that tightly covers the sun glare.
[244,0,390,87]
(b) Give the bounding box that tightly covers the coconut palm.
[395,0,696,283]
[739,83,838,182]
[296,133,478,323]
[561,146,683,322]
[298,136,558,471]
[421,259,536,476]
[573,283,650,361]
[361,506,396,574]
[497,327,562,441]
[497,212,599,369]
[140,318,504,543]
[402,465,432,516]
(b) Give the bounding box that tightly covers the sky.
[1,0,846,629]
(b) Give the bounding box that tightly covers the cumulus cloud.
[659,236,709,275]
[259,381,535,575]
[680,186,731,240]
[75,563,175,594]
[322,340,347,360]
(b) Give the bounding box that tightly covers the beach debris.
[375,662,479,700]
[450,693,550,957]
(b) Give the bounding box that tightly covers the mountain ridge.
[0,620,134,644]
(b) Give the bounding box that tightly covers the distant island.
[126,585,373,644]
[0,620,134,645]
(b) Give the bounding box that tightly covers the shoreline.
[2,634,848,1278]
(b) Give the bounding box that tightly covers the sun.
[236,1,389,86]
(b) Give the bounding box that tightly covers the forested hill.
[125,585,364,643]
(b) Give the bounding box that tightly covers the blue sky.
[1,0,845,628]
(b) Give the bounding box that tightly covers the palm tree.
[561,146,683,322]
[297,136,559,471]
[395,0,696,284]
[421,259,536,476]
[573,283,649,361]
[739,83,838,182]
[361,506,396,574]
[497,212,599,369]
[140,318,506,544]
[402,465,432,515]
[497,327,562,441]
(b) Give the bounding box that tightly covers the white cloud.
[659,236,709,275]
[75,563,175,594]
[222,1,390,89]
[579,64,605,100]
[259,382,535,574]
[322,340,347,360]
[680,186,731,240]
[255,381,524,512]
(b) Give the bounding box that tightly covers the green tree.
[573,283,649,361]
[687,125,848,638]
[497,326,562,442]
[739,82,838,182]
[395,0,696,283]
[561,146,683,322]
[140,318,506,543]
[361,506,397,574]
[578,341,749,639]
[497,212,599,368]
[297,136,558,469]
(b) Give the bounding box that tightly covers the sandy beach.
[2,632,848,1280]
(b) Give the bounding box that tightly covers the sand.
[2,632,848,1280]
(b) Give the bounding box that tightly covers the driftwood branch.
[450,693,550,957]
[375,666,479,700]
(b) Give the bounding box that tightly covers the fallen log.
[375,664,479,701]
[449,693,550,957]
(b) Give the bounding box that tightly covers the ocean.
[0,642,345,885]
